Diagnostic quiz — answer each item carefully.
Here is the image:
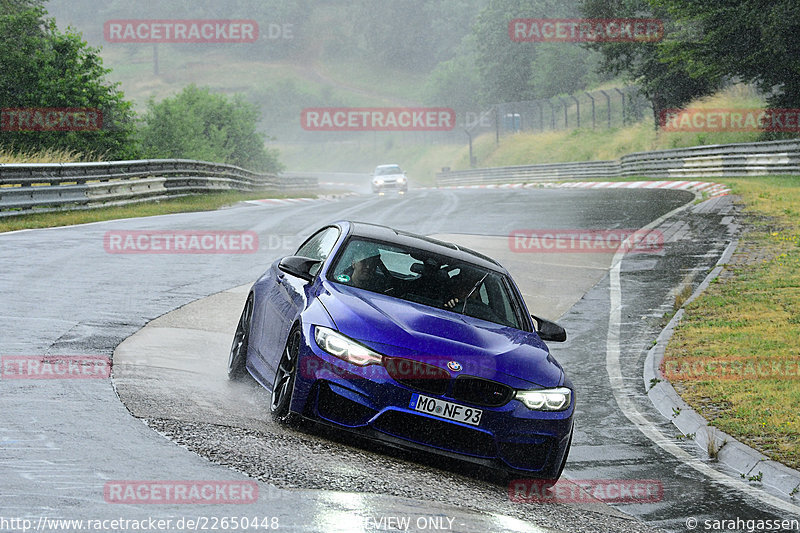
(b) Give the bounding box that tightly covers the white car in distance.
[371,164,408,194]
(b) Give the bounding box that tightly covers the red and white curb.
[245,197,319,206]
[424,180,730,198]
[245,193,356,207]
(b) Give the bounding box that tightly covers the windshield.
[375,166,403,176]
[329,237,523,329]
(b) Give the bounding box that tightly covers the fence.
[495,86,651,134]
[0,159,317,216]
[436,139,800,185]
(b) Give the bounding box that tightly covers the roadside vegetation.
[0,1,281,172]
[662,177,800,470]
[0,190,315,234]
[0,148,89,164]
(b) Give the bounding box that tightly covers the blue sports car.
[228,221,574,479]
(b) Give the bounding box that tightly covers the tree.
[0,4,138,158]
[579,0,721,127]
[653,0,800,113]
[424,36,483,113]
[138,85,282,173]
[528,43,606,100]
[472,0,605,105]
[0,0,43,13]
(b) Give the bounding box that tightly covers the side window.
[295,227,340,262]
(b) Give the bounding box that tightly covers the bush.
[138,85,282,173]
[0,3,138,159]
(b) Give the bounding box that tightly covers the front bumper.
[291,334,574,476]
[372,180,407,192]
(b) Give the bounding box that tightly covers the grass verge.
[662,176,800,470]
[0,191,316,233]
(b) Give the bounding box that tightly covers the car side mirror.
[532,315,567,342]
[279,255,321,282]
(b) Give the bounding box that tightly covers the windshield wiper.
[460,272,488,315]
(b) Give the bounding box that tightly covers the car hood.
[373,173,403,180]
[317,281,564,388]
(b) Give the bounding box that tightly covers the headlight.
[373,178,384,185]
[397,176,406,183]
[515,387,572,411]
[314,326,383,366]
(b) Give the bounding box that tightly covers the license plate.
[409,394,483,426]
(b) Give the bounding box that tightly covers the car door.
[260,226,341,378]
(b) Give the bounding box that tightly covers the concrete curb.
[643,237,800,502]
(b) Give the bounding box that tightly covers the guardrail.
[436,139,800,185]
[0,159,318,215]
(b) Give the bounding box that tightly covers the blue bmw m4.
[228,221,574,479]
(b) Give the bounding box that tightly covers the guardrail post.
[534,101,543,132]
[571,95,580,129]
[558,96,569,129]
[614,88,626,126]
[599,90,611,129]
[494,105,499,145]
[585,92,596,129]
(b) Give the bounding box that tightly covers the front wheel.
[270,325,301,424]
[227,296,253,380]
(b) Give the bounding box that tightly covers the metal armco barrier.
[436,139,800,185]
[0,159,318,215]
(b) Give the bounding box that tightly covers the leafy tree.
[0,0,44,13]
[472,0,604,104]
[472,0,542,104]
[528,43,606,100]
[653,0,800,113]
[423,36,483,113]
[579,0,721,127]
[0,4,138,158]
[138,85,282,173]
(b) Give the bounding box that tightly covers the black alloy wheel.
[270,325,301,424]
[227,295,253,380]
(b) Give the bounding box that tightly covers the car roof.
[341,221,505,272]
[375,164,401,169]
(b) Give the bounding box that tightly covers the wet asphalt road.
[2,188,799,532]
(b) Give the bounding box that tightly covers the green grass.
[0,148,95,164]
[0,190,315,233]
[663,176,800,469]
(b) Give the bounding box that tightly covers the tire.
[227,296,253,380]
[270,325,301,424]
